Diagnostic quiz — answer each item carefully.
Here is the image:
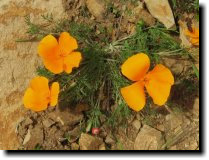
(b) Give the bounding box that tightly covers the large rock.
[144,0,175,29]
[79,133,105,150]
[0,0,67,150]
[134,125,165,150]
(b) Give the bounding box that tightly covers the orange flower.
[120,53,174,112]
[23,76,60,112]
[185,27,199,46]
[38,32,82,74]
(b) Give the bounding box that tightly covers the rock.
[162,57,191,75]
[0,0,67,149]
[67,126,81,143]
[71,143,79,150]
[132,119,141,131]
[127,2,155,26]
[23,118,33,127]
[24,126,44,149]
[113,127,134,150]
[42,118,55,128]
[165,114,183,131]
[192,98,199,116]
[144,0,175,29]
[79,133,104,150]
[22,129,31,145]
[156,124,165,132]
[134,125,165,150]
[86,0,106,20]
[105,135,115,144]
[49,108,84,126]
[179,20,193,47]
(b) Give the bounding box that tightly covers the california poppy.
[120,53,174,112]
[38,32,82,74]
[184,26,199,46]
[23,76,60,111]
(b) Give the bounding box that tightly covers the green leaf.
[192,63,199,80]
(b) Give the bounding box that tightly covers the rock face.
[79,133,105,150]
[0,0,66,150]
[134,125,165,150]
[144,0,175,29]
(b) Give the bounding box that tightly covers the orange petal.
[50,82,60,107]
[59,32,78,55]
[43,57,64,74]
[121,53,150,81]
[38,35,59,59]
[191,38,199,46]
[121,82,146,112]
[30,76,49,93]
[145,64,174,106]
[63,52,82,73]
[23,88,48,112]
[185,27,199,38]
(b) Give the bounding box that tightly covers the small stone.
[86,0,106,20]
[23,118,33,127]
[156,124,165,132]
[71,143,79,150]
[134,125,165,150]
[67,126,81,143]
[105,135,115,144]
[79,133,104,150]
[42,118,55,128]
[49,107,84,126]
[192,98,199,116]
[24,126,44,149]
[132,119,141,131]
[23,129,31,145]
[144,0,175,29]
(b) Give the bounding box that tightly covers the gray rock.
[134,125,165,150]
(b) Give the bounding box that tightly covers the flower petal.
[23,88,48,112]
[50,82,60,107]
[30,76,49,93]
[59,32,78,54]
[191,38,199,46]
[121,53,150,81]
[185,27,199,38]
[38,35,59,59]
[43,57,64,74]
[63,52,82,73]
[121,82,146,112]
[145,64,174,85]
[145,64,174,106]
